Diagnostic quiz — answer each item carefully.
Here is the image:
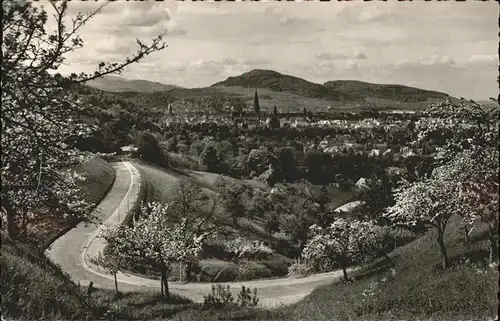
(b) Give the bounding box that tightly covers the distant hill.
[108,69,453,113]
[323,80,449,103]
[86,75,180,93]
[211,69,357,102]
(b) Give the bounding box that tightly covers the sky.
[39,0,498,99]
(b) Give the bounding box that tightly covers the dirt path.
[46,161,354,308]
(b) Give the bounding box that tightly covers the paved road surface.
[46,161,353,308]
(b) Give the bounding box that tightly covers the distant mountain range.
[88,69,452,111]
[86,75,181,93]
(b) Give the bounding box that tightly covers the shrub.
[224,237,274,261]
[202,284,235,309]
[236,261,273,280]
[211,266,239,283]
[237,286,259,308]
[202,284,259,310]
[287,261,310,277]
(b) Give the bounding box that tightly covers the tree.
[90,251,124,295]
[269,105,280,129]
[310,185,336,228]
[358,171,397,223]
[168,178,226,281]
[136,132,167,167]
[253,90,260,115]
[102,202,206,299]
[416,98,499,264]
[276,147,298,182]
[199,145,221,173]
[433,149,499,264]
[302,218,378,280]
[274,184,316,250]
[1,0,166,239]
[214,177,246,228]
[249,190,280,240]
[246,147,272,176]
[385,178,461,269]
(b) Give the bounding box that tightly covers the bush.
[136,132,168,168]
[202,284,235,309]
[202,284,259,310]
[236,261,273,281]
[211,266,239,283]
[224,237,274,261]
[237,286,259,308]
[287,261,310,277]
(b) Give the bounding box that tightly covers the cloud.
[183,57,269,77]
[265,7,297,25]
[465,54,497,67]
[316,50,367,61]
[336,4,406,24]
[394,54,498,70]
[394,55,458,69]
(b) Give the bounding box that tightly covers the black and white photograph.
[1,0,499,320]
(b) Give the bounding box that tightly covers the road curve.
[46,161,353,308]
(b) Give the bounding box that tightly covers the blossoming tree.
[102,202,207,299]
[413,98,499,265]
[385,178,462,269]
[1,0,166,239]
[302,218,379,281]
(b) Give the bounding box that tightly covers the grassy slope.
[3,158,496,320]
[1,234,92,320]
[1,233,195,321]
[127,161,360,282]
[32,157,116,250]
[171,217,499,321]
[130,161,291,282]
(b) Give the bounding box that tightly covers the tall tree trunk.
[161,268,169,299]
[21,212,28,241]
[160,272,164,297]
[184,262,192,283]
[436,230,450,269]
[463,226,470,242]
[340,259,348,281]
[114,273,119,294]
[489,230,499,265]
[2,194,18,239]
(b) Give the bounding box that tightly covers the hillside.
[108,69,452,113]
[212,69,357,102]
[170,218,499,321]
[324,80,450,103]
[86,75,180,93]
[30,157,116,249]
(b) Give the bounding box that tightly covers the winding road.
[45,161,353,308]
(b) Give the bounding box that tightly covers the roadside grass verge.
[0,233,93,320]
[1,232,197,321]
[168,218,498,321]
[91,289,194,320]
[31,157,116,250]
